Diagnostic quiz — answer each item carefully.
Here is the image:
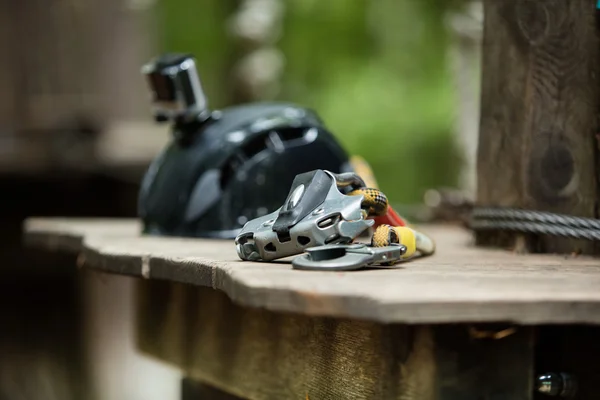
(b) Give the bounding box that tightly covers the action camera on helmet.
[138,53,353,239]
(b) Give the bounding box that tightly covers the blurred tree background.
[0,2,480,400]
[155,0,473,204]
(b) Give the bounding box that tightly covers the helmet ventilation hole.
[277,128,306,142]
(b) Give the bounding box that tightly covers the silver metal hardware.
[235,171,374,261]
[292,243,407,271]
[262,219,275,227]
[536,372,577,398]
[141,54,209,123]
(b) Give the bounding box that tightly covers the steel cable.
[470,207,600,241]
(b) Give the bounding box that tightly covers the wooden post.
[476,0,600,255]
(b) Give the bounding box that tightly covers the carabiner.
[292,243,408,271]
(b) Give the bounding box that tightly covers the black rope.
[470,207,600,241]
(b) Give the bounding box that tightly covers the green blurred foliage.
[154,0,236,107]
[156,0,464,204]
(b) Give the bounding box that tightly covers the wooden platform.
[23,218,600,325]
[23,218,600,399]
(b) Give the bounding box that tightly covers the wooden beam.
[477,0,600,254]
[136,281,535,400]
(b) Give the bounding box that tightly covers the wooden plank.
[477,0,600,255]
[23,217,600,324]
[136,281,534,400]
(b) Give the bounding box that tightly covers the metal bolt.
[536,372,577,398]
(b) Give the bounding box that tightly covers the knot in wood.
[516,0,550,45]
[528,134,577,205]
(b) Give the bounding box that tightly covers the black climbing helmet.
[138,53,353,239]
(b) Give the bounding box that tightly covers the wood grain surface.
[23,217,600,324]
[477,0,600,255]
[136,281,534,400]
